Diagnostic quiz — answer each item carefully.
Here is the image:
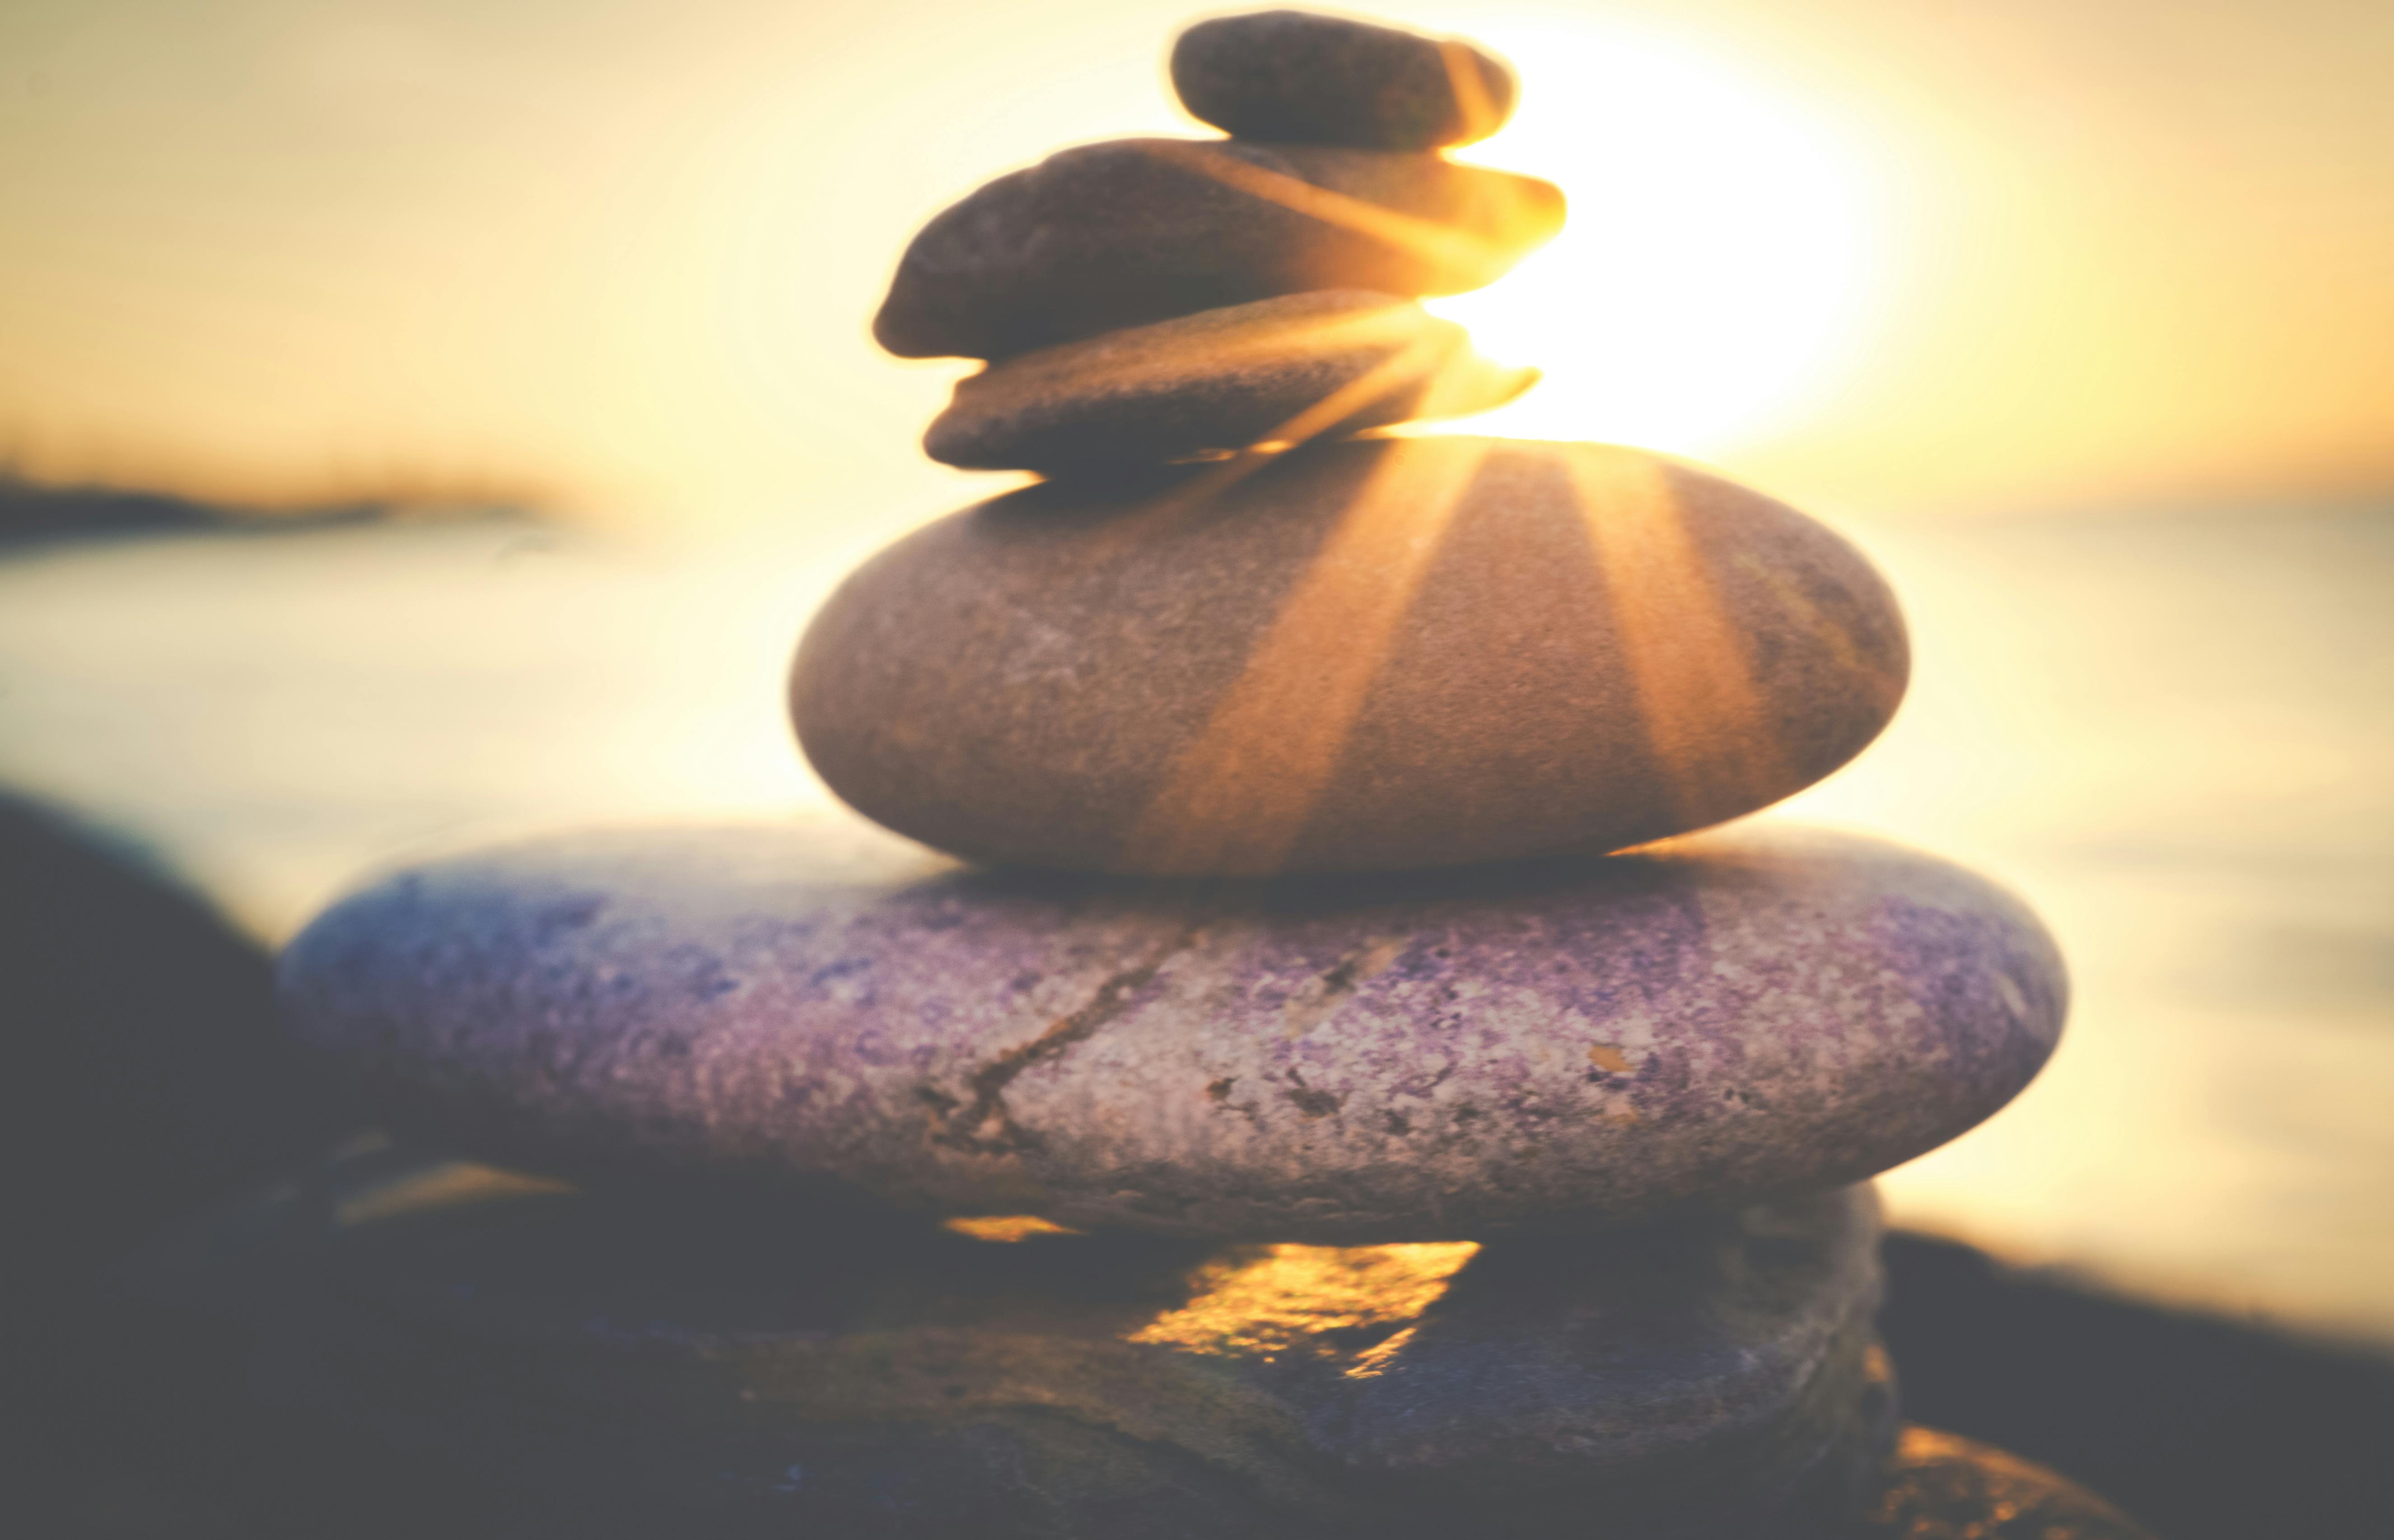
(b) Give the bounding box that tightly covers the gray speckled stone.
[923,291,1535,471]
[873,139,1564,359]
[1173,11,1519,151]
[105,1143,1895,1539]
[279,820,2064,1241]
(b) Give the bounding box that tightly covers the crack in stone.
[1282,1067,1344,1120]
[1281,935,1408,1040]
[929,920,1205,1156]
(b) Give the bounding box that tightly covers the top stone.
[1174,11,1519,150]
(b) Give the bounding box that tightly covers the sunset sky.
[2,0,2387,529]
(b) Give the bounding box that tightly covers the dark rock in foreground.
[924,290,1534,471]
[874,139,1563,359]
[1862,1427,2155,1538]
[1883,1230,2394,1540]
[1172,10,1519,150]
[2,794,355,1536]
[279,819,2061,1240]
[99,1143,1894,1539]
[0,793,347,1286]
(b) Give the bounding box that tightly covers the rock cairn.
[112,11,2153,1539]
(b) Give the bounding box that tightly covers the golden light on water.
[1426,22,1884,460]
[1128,1241,1479,1362]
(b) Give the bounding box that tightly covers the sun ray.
[1121,437,1490,875]
[1421,23,1883,457]
[1438,38,1503,145]
[1252,332,1455,448]
[1559,445,1791,831]
[1069,330,1480,567]
[1131,140,1554,287]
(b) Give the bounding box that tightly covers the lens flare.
[1423,23,1886,459]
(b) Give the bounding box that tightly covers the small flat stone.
[1173,10,1519,150]
[1862,1428,2156,1539]
[873,139,1564,359]
[793,436,1908,876]
[278,820,2063,1240]
[103,1145,1895,1538]
[924,292,1535,471]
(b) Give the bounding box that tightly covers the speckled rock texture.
[923,291,1535,471]
[793,436,1908,877]
[278,819,2063,1241]
[1861,1428,2156,1539]
[1172,10,1519,151]
[101,1142,1895,1540]
[873,140,1564,359]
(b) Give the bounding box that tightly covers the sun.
[1420,22,1886,459]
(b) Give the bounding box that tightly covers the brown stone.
[1172,10,1519,150]
[872,138,1565,359]
[791,436,1908,876]
[105,1144,1897,1538]
[923,292,1536,471]
[1863,1427,2156,1538]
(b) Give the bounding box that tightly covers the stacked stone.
[110,12,2153,1540]
[884,12,1558,473]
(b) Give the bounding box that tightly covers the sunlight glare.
[1424,24,1885,458]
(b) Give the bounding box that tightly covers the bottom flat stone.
[1862,1428,2156,1539]
[100,1143,1895,1539]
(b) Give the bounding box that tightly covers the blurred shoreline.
[0,469,551,550]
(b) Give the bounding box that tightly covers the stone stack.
[108,12,2154,1539]
[882,10,1558,473]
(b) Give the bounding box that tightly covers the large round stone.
[793,437,1908,877]
[1862,1428,2155,1539]
[1172,11,1520,150]
[872,140,1564,359]
[102,1143,1894,1539]
[279,820,2063,1241]
[923,291,1535,471]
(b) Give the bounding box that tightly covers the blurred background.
[3,1,2389,1532]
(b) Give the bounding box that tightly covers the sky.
[1,0,2388,530]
